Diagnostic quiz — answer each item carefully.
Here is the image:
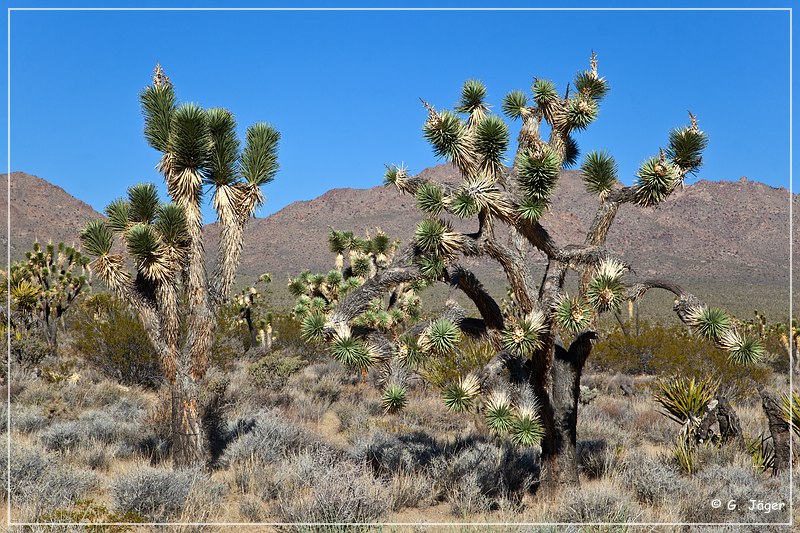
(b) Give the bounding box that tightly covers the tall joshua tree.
[306,53,763,491]
[80,65,279,467]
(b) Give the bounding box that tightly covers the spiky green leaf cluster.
[416,183,446,216]
[780,391,800,438]
[206,108,240,186]
[586,259,626,312]
[510,406,545,447]
[501,90,528,120]
[516,198,547,222]
[241,122,280,187]
[654,376,719,426]
[719,329,765,365]
[475,115,509,177]
[555,295,592,334]
[532,79,559,107]
[455,79,488,118]
[563,136,580,169]
[566,96,598,131]
[423,319,461,354]
[414,219,462,258]
[502,310,547,357]
[685,306,731,341]
[330,335,373,370]
[574,71,609,101]
[483,391,515,434]
[301,312,326,343]
[516,147,561,203]
[442,374,480,413]
[140,83,176,152]
[80,220,114,257]
[666,125,708,176]
[382,384,408,413]
[423,110,473,171]
[634,156,679,207]
[581,151,618,197]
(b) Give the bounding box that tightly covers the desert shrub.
[11,404,48,433]
[9,330,49,370]
[448,470,494,517]
[70,293,162,389]
[221,409,317,466]
[3,443,96,516]
[554,485,642,523]
[620,450,691,504]
[388,472,434,511]
[591,321,772,399]
[577,439,623,479]
[352,430,442,475]
[111,466,201,522]
[248,349,307,389]
[238,494,265,522]
[310,373,343,403]
[274,451,390,529]
[39,421,82,452]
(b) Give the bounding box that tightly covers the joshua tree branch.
[444,264,504,331]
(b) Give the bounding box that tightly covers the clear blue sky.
[3,2,795,221]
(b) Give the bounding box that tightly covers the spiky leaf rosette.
[666,123,708,176]
[350,255,371,278]
[301,312,326,343]
[443,374,480,413]
[154,203,190,254]
[241,122,280,187]
[532,79,559,108]
[371,232,392,256]
[555,295,592,334]
[397,335,426,368]
[127,183,160,224]
[587,258,626,312]
[718,329,765,365]
[581,150,618,198]
[206,107,240,187]
[330,334,373,370]
[502,90,528,120]
[455,79,489,125]
[423,109,475,175]
[654,376,719,426]
[685,306,731,341]
[140,82,176,153]
[475,115,509,179]
[415,182,446,216]
[105,199,131,233]
[502,310,547,357]
[81,220,114,257]
[566,96,598,131]
[484,390,515,434]
[382,384,408,413]
[516,147,561,202]
[453,176,514,221]
[422,318,461,354]
[126,223,171,282]
[511,405,545,447]
[383,165,409,190]
[170,103,212,175]
[517,198,547,222]
[414,219,463,257]
[574,70,609,101]
[634,156,680,207]
[416,255,445,281]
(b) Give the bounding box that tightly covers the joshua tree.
[80,65,279,467]
[3,242,90,356]
[235,273,274,351]
[303,53,764,491]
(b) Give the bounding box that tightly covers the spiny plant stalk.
[4,242,90,356]
[81,65,279,468]
[301,52,760,491]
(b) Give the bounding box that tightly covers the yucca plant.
[6,241,91,356]
[80,65,279,467]
[297,52,760,491]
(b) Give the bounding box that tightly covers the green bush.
[70,294,161,389]
[591,321,772,398]
[248,350,307,389]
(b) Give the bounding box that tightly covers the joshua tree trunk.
[172,369,205,468]
[759,387,791,475]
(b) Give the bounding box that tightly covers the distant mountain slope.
[2,172,102,264]
[4,168,796,320]
[222,164,797,318]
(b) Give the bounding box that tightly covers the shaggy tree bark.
[759,387,791,475]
